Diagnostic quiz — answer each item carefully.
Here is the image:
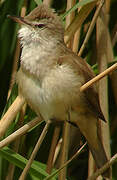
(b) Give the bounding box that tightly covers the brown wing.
[59,48,106,122]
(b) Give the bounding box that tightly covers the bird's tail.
[75,114,111,179]
[74,112,111,178]
[88,139,111,179]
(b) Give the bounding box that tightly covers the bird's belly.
[17,66,84,122]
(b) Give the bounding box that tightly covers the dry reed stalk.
[0,117,42,149]
[19,120,51,180]
[105,0,111,14]
[96,6,111,179]
[111,22,117,46]
[44,142,87,180]
[0,96,25,138]
[78,0,104,56]
[7,40,20,99]
[88,151,117,180]
[58,1,76,179]
[58,122,70,180]
[72,0,81,53]
[72,27,81,53]
[5,103,27,180]
[43,0,53,6]
[46,125,61,174]
[87,2,112,178]
[46,1,76,175]
[64,1,96,44]
[53,138,62,164]
[80,63,117,92]
[5,3,27,179]
[65,0,76,48]
[7,0,27,99]
[6,163,16,180]
[97,44,110,156]
[67,0,82,171]
[104,2,117,132]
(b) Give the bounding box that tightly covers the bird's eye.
[35,24,45,28]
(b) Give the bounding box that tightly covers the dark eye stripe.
[35,24,45,28]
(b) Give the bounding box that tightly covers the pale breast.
[17,64,84,122]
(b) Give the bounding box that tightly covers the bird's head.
[8,4,64,46]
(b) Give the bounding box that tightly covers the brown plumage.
[9,4,111,178]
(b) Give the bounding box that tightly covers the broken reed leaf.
[64,1,96,43]
[34,0,42,5]
[62,0,97,19]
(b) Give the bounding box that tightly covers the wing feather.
[58,48,106,121]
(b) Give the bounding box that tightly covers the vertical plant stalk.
[65,0,76,48]
[58,1,75,179]
[7,0,27,99]
[7,40,20,99]
[46,125,61,174]
[5,3,27,179]
[69,0,81,162]
[72,27,81,53]
[19,120,51,180]
[64,1,96,44]
[44,142,87,180]
[104,1,117,133]
[96,6,111,179]
[5,103,27,180]
[58,121,70,180]
[43,0,53,6]
[78,0,104,57]
[81,1,104,177]
[96,6,111,158]
[105,0,110,14]
[111,25,117,47]
[72,0,81,53]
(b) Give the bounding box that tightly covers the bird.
[8,4,110,178]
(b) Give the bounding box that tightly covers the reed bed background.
[0,0,117,179]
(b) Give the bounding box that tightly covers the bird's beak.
[7,15,32,26]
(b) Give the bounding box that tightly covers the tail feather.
[88,140,111,178]
[75,115,111,179]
